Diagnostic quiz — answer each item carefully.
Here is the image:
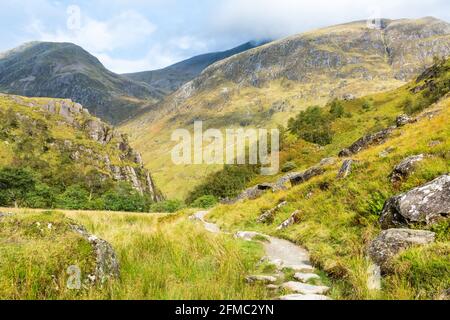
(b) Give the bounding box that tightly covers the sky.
[0,0,449,73]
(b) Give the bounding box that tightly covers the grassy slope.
[123,18,450,198]
[0,208,268,300]
[205,75,450,299]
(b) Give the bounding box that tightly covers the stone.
[339,127,395,157]
[281,282,330,295]
[266,284,280,291]
[70,224,120,283]
[368,229,435,270]
[294,273,320,283]
[390,154,425,183]
[379,146,396,158]
[380,175,450,229]
[337,159,354,179]
[343,94,356,101]
[396,114,416,127]
[276,210,301,230]
[234,231,266,241]
[290,167,325,187]
[319,157,337,166]
[285,264,315,273]
[246,275,278,284]
[257,201,288,224]
[279,294,331,301]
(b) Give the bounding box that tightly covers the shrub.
[0,167,37,207]
[191,195,218,209]
[101,183,151,212]
[288,106,333,146]
[56,185,90,210]
[150,200,185,213]
[329,99,345,119]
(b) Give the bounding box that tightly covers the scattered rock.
[379,146,396,158]
[70,224,120,283]
[279,294,331,301]
[368,229,435,271]
[339,127,395,157]
[246,275,278,284]
[294,273,321,283]
[281,282,330,295]
[266,284,280,291]
[390,154,425,183]
[234,231,266,241]
[343,94,356,101]
[367,263,382,291]
[320,157,337,166]
[380,175,450,229]
[257,201,288,224]
[396,114,416,127]
[276,210,301,230]
[429,140,443,147]
[337,159,355,179]
[290,167,325,187]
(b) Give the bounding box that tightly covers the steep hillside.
[0,93,162,210]
[0,42,163,124]
[123,41,268,94]
[201,58,450,300]
[121,17,450,199]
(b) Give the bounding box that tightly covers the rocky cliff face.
[0,93,163,202]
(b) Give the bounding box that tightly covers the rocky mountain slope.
[0,93,162,208]
[123,41,268,95]
[0,42,163,124]
[121,17,450,199]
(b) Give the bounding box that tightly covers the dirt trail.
[190,211,331,300]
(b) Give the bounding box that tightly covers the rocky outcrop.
[257,201,288,224]
[70,224,120,284]
[337,159,355,179]
[277,211,301,230]
[368,229,435,271]
[380,175,450,229]
[290,167,325,187]
[390,154,425,183]
[396,114,416,127]
[339,127,395,157]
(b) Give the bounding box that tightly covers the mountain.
[0,42,163,124]
[0,93,163,209]
[120,17,450,199]
[123,41,269,95]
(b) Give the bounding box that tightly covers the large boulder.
[277,210,301,230]
[380,175,450,229]
[70,224,120,284]
[339,127,395,157]
[390,154,425,183]
[368,229,435,270]
[337,159,355,179]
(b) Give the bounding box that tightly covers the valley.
[0,12,449,302]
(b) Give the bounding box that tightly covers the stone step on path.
[189,211,332,301]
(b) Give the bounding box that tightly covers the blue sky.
[1,0,449,73]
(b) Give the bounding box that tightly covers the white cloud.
[212,0,450,39]
[30,9,156,53]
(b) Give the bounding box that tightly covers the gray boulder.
[290,167,325,187]
[277,210,301,230]
[337,159,355,179]
[396,114,416,127]
[339,127,395,157]
[368,229,435,270]
[257,201,288,224]
[391,154,425,183]
[380,175,450,229]
[70,224,120,284]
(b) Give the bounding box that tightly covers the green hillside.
[0,94,162,211]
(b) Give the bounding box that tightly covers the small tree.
[0,167,37,207]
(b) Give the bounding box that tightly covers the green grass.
[0,209,269,300]
[204,73,450,300]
